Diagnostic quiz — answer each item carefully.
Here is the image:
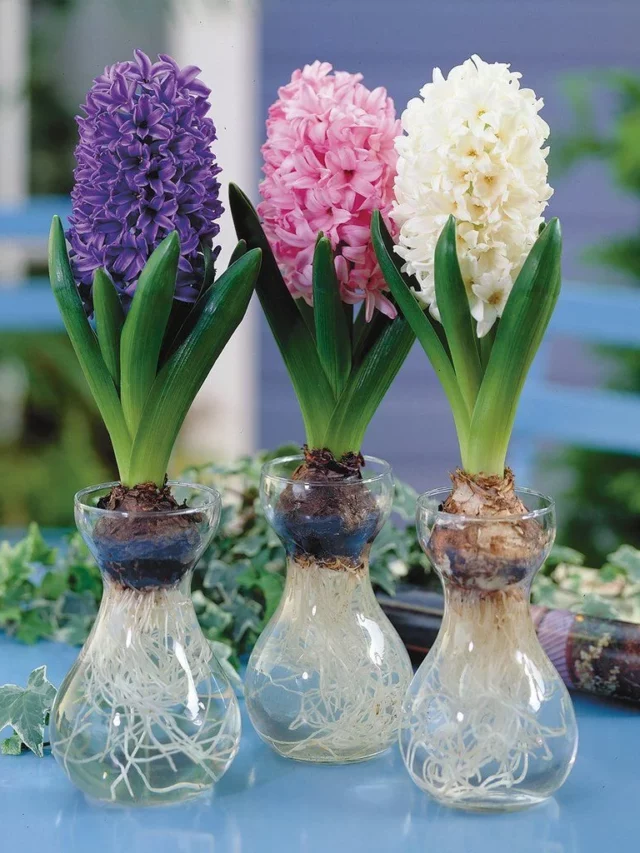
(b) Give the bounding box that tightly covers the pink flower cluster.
[258,61,401,320]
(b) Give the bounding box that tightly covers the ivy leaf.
[607,545,640,581]
[545,545,586,569]
[392,480,419,521]
[1,733,23,755]
[0,666,57,757]
[226,597,263,643]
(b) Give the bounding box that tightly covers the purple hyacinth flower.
[67,49,223,311]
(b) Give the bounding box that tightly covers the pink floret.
[258,61,401,320]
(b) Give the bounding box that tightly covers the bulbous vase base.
[245,560,412,765]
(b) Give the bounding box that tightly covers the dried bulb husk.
[431,468,551,591]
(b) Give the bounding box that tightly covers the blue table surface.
[0,636,638,853]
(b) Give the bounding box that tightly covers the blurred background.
[0,0,639,562]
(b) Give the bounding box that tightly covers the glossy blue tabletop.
[0,636,637,853]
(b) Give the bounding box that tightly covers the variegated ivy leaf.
[0,666,57,757]
[608,545,640,582]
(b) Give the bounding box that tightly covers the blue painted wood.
[549,283,640,347]
[517,384,640,455]
[0,284,62,330]
[0,197,71,238]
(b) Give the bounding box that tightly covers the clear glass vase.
[50,482,241,806]
[400,488,578,811]
[245,455,412,763]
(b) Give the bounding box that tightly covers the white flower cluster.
[392,55,553,337]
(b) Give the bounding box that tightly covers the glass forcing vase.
[245,455,412,763]
[400,489,578,811]
[50,482,241,806]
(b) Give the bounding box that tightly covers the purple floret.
[67,49,222,311]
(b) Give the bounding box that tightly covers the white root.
[246,558,412,762]
[52,584,240,802]
[401,587,574,804]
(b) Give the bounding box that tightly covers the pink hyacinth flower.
[258,61,401,321]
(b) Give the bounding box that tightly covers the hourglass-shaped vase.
[245,455,412,763]
[400,488,578,811]
[50,482,241,806]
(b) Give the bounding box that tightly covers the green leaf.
[48,216,132,481]
[229,183,334,447]
[92,269,124,388]
[1,733,23,755]
[313,236,351,396]
[120,231,180,437]
[352,306,391,367]
[371,210,471,462]
[326,313,415,456]
[467,219,563,476]
[202,240,217,290]
[128,248,261,485]
[0,666,57,757]
[229,239,247,266]
[434,216,482,413]
[607,545,640,581]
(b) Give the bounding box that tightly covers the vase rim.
[74,480,221,518]
[417,486,555,524]
[261,454,392,486]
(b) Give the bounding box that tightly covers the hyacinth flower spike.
[49,50,262,497]
[373,55,560,514]
[233,62,413,764]
[231,62,415,473]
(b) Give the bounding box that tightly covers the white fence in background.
[169,0,260,466]
[0,0,28,283]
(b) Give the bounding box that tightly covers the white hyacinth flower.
[392,55,553,337]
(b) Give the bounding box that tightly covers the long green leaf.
[48,216,131,480]
[161,239,249,365]
[128,248,262,486]
[372,210,471,461]
[313,236,351,396]
[352,305,390,367]
[229,183,334,446]
[120,232,180,436]
[92,269,124,388]
[326,315,415,456]
[467,218,563,475]
[434,216,482,414]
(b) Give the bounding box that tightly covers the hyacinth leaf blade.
[326,315,415,458]
[480,324,497,370]
[434,216,482,414]
[372,210,471,463]
[128,248,262,486]
[296,298,316,340]
[352,305,390,367]
[119,232,180,436]
[312,235,351,397]
[162,239,248,365]
[202,241,216,291]
[92,269,124,388]
[466,218,562,476]
[229,183,334,447]
[229,239,247,266]
[48,216,132,480]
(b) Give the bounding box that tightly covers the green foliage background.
[0,0,116,526]
[552,72,640,563]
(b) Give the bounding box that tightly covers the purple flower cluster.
[68,50,222,308]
